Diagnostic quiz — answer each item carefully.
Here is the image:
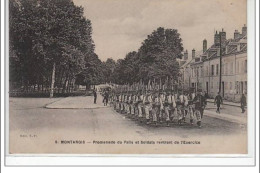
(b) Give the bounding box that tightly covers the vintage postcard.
[7,0,253,159]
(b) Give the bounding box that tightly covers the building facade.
[181,25,247,102]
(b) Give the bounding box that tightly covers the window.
[211,65,214,76]
[216,64,219,75]
[225,82,228,91]
[211,81,213,89]
[201,67,203,77]
[237,61,240,74]
[230,62,233,74]
[230,82,232,90]
[241,61,244,73]
[205,66,208,76]
[191,68,193,77]
[222,64,225,75]
[236,81,239,94]
[225,63,228,75]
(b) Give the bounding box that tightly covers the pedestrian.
[93,90,97,104]
[104,91,109,106]
[214,92,223,114]
[240,93,247,113]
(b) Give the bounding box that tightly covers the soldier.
[176,100,183,125]
[122,93,127,114]
[164,90,172,127]
[112,92,116,109]
[103,90,109,106]
[193,89,205,127]
[152,92,160,126]
[119,92,124,113]
[126,92,131,115]
[133,92,139,119]
[178,90,185,123]
[130,92,135,117]
[137,91,144,122]
[187,96,195,125]
[189,88,196,119]
[144,91,153,124]
[183,91,189,123]
[116,93,120,112]
[170,90,177,122]
[159,91,166,123]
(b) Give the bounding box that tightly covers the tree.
[102,58,116,83]
[137,27,183,83]
[9,0,96,96]
[110,27,183,86]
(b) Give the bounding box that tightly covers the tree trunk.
[50,62,56,98]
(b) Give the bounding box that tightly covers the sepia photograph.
[7,0,250,156]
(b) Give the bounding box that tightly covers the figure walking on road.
[93,90,97,104]
[192,89,205,127]
[214,92,223,114]
[103,91,109,106]
[240,93,247,113]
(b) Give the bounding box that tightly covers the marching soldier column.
[109,82,206,128]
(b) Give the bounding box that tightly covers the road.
[9,95,247,154]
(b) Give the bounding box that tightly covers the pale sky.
[73,0,247,61]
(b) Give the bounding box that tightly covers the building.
[181,25,247,102]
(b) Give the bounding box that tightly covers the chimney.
[203,39,207,53]
[184,50,188,60]
[214,31,220,46]
[192,49,195,59]
[220,28,226,46]
[234,30,240,39]
[242,24,247,37]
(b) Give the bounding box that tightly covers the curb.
[207,100,246,108]
[204,110,247,124]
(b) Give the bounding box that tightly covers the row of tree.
[103,27,184,86]
[10,0,104,96]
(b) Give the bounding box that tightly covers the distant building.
[180,25,247,102]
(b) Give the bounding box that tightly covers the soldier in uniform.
[134,92,139,119]
[176,100,183,125]
[187,92,195,125]
[193,89,205,127]
[144,90,153,124]
[137,91,144,122]
[159,91,166,123]
[183,91,189,123]
[152,92,160,126]
[116,93,120,112]
[113,92,116,109]
[119,92,124,113]
[164,90,172,127]
[170,90,177,122]
[178,90,185,123]
[130,92,135,117]
[126,92,131,115]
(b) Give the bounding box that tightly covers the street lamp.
[219,32,223,95]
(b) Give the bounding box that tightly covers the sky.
[73,0,247,61]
